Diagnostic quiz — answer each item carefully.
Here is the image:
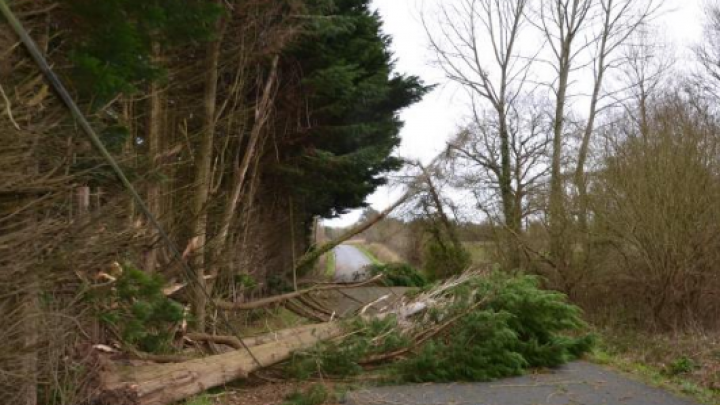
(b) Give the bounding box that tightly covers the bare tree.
[423,0,534,267]
[448,95,551,257]
[574,0,659,241]
[617,26,674,138]
[532,0,596,267]
[695,2,720,96]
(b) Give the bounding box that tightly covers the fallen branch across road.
[214,275,383,311]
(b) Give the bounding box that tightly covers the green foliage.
[287,316,410,378]
[666,356,698,376]
[397,272,595,382]
[423,240,471,280]
[65,0,222,103]
[289,272,593,383]
[234,274,257,290]
[182,394,214,405]
[99,264,184,353]
[277,0,430,219]
[369,263,427,287]
[283,385,330,405]
[399,311,528,382]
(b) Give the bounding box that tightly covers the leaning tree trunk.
[292,152,445,274]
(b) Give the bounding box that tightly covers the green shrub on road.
[288,271,594,383]
[398,273,594,382]
[288,316,410,379]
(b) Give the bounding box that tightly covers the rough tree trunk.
[549,42,572,269]
[190,10,226,331]
[98,323,343,405]
[209,56,279,292]
[145,41,164,273]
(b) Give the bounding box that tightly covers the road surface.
[347,361,702,405]
[333,244,373,283]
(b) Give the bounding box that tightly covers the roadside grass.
[183,395,214,405]
[283,384,330,405]
[325,251,336,278]
[282,383,355,405]
[365,243,404,263]
[590,329,720,404]
[182,389,228,405]
[353,244,382,265]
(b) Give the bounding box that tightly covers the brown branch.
[283,299,329,323]
[214,275,383,311]
[360,298,489,365]
[185,332,244,350]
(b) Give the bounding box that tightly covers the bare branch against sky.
[324,0,702,227]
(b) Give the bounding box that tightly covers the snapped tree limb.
[213,275,383,311]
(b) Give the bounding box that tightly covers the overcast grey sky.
[323,0,704,228]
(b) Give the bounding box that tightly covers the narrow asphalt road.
[333,244,373,283]
[347,361,702,405]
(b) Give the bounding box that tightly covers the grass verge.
[325,251,336,278]
[590,330,720,404]
[353,244,382,265]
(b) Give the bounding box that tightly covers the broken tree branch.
[214,275,383,311]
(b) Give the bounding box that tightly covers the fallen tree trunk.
[240,324,335,347]
[184,332,245,350]
[97,322,343,405]
[184,324,330,350]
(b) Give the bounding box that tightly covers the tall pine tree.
[274,0,429,219]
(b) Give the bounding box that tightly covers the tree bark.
[98,323,343,405]
[190,10,226,331]
[145,41,164,273]
[211,56,279,286]
[549,25,575,270]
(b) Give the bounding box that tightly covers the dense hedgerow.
[288,271,594,382]
[369,263,428,287]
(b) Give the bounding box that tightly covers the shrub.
[287,316,410,379]
[397,272,595,382]
[97,264,184,353]
[369,263,427,287]
[423,241,471,280]
[666,356,698,376]
[283,385,329,405]
[289,271,594,383]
